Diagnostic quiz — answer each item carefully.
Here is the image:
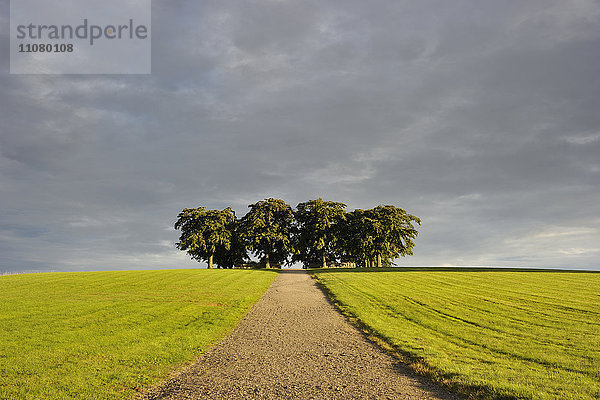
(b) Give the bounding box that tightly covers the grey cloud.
[1,0,599,273]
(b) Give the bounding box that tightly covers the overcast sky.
[1,0,599,273]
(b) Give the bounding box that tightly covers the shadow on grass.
[309,266,599,273]
[312,274,524,400]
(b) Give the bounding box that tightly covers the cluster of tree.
[174,198,421,269]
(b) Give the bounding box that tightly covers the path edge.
[308,272,486,400]
[132,271,282,400]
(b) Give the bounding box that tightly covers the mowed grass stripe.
[312,269,600,400]
[318,272,597,390]
[387,276,599,345]
[0,269,278,400]
[389,273,599,318]
[366,273,600,348]
[350,272,600,376]
[446,278,600,316]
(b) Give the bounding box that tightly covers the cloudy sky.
[1,0,599,273]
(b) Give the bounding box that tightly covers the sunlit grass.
[312,268,600,400]
[0,269,277,400]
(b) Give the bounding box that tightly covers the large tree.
[175,200,421,269]
[365,205,421,267]
[293,198,346,268]
[336,209,373,267]
[174,207,236,269]
[239,198,294,268]
[337,206,420,267]
[213,218,248,268]
[371,205,421,267]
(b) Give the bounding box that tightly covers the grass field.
[312,268,600,400]
[0,269,278,400]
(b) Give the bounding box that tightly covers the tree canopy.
[174,207,235,269]
[239,198,294,269]
[213,218,248,269]
[294,198,347,268]
[174,198,420,269]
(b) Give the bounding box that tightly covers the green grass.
[0,269,278,400]
[311,268,600,400]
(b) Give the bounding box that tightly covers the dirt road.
[140,270,460,399]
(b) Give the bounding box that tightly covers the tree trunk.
[208,254,214,269]
[322,250,327,268]
[265,252,271,269]
[377,254,382,268]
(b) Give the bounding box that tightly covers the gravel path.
[139,270,461,400]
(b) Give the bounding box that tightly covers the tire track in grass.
[372,277,599,377]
